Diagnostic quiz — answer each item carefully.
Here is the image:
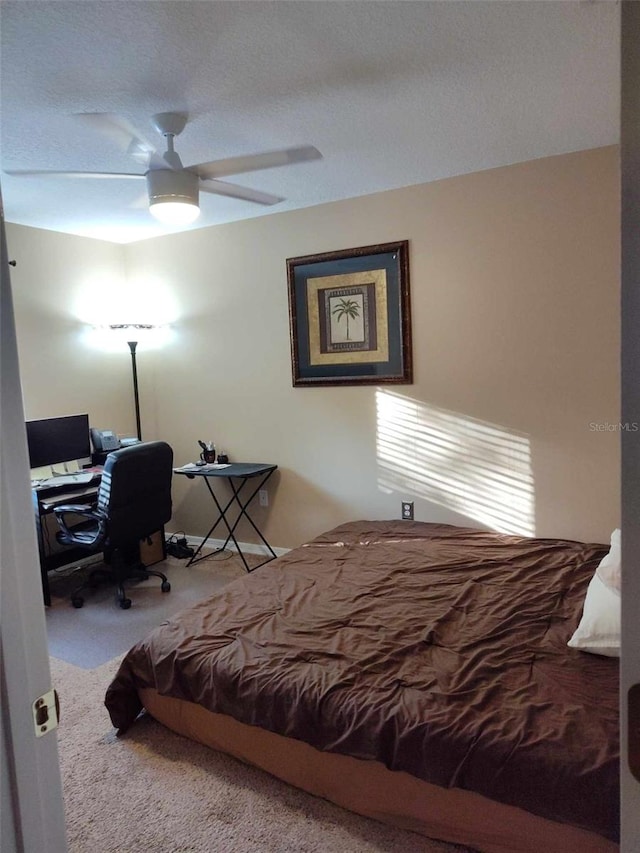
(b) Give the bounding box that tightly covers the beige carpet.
[46,551,247,668]
[50,655,473,853]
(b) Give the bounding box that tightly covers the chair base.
[70,556,171,609]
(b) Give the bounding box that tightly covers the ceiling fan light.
[146,169,200,225]
[149,200,200,225]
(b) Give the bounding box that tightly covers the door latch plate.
[33,688,59,737]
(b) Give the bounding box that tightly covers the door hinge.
[33,688,59,738]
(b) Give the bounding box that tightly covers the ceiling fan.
[4,112,322,225]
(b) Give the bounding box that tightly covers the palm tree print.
[332,297,360,341]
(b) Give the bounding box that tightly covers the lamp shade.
[146,169,200,224]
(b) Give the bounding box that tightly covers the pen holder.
[200,449,216,464]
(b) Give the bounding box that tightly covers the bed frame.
[140,688,617,853]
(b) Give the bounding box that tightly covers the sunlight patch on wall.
[376,390,535,536]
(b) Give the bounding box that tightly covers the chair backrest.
[97,441,173,547]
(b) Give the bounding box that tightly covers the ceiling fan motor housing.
[146,168,199,206]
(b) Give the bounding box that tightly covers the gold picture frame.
[286,241,412,387]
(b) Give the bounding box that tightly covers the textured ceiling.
[0,1,620,244]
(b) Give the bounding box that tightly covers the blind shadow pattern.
[376,390,535,536]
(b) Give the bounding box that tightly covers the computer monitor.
[25,413,92,470]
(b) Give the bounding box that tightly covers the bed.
[105,521,619,853]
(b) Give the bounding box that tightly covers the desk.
[175,463,277,572]
[32,478,102,606]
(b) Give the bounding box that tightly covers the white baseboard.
[167,531,289,559]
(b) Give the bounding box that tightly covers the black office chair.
[53,441,174,609]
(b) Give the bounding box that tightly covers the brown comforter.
[105,521,619,841]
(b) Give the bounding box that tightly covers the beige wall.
[7,225,138,433]
[7,146,620,549]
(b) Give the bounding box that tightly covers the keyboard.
[35,472,96,488]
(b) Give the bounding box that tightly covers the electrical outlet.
[401,500,414,520]
[259,489,269,507]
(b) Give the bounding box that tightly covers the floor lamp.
[109,324,154,441]
[127,339,142,440]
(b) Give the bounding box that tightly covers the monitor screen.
[25,413,91,469]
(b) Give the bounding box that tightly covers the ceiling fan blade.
[128,192,150,210]
[199,179,284,206]
[163,150,184,171]
[192,145,322,179]
[3,169,144,180]
[74,113,158,162]
[131,147,166,169]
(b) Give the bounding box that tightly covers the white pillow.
[597,527,621,593]
[568,529,621,658]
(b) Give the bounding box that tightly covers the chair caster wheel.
[119,597,132,609]
[71,596,84,609]
[161,580,171,593]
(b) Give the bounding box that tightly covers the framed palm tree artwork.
[286,241,412,387]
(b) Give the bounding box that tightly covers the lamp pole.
[127,340,142,441]
[108,323,154,442]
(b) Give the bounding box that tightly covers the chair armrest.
[53,504,107,545]
[53,504,96,517]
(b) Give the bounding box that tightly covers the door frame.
[0,194,68,851]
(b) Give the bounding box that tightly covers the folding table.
[174,462,278,572]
